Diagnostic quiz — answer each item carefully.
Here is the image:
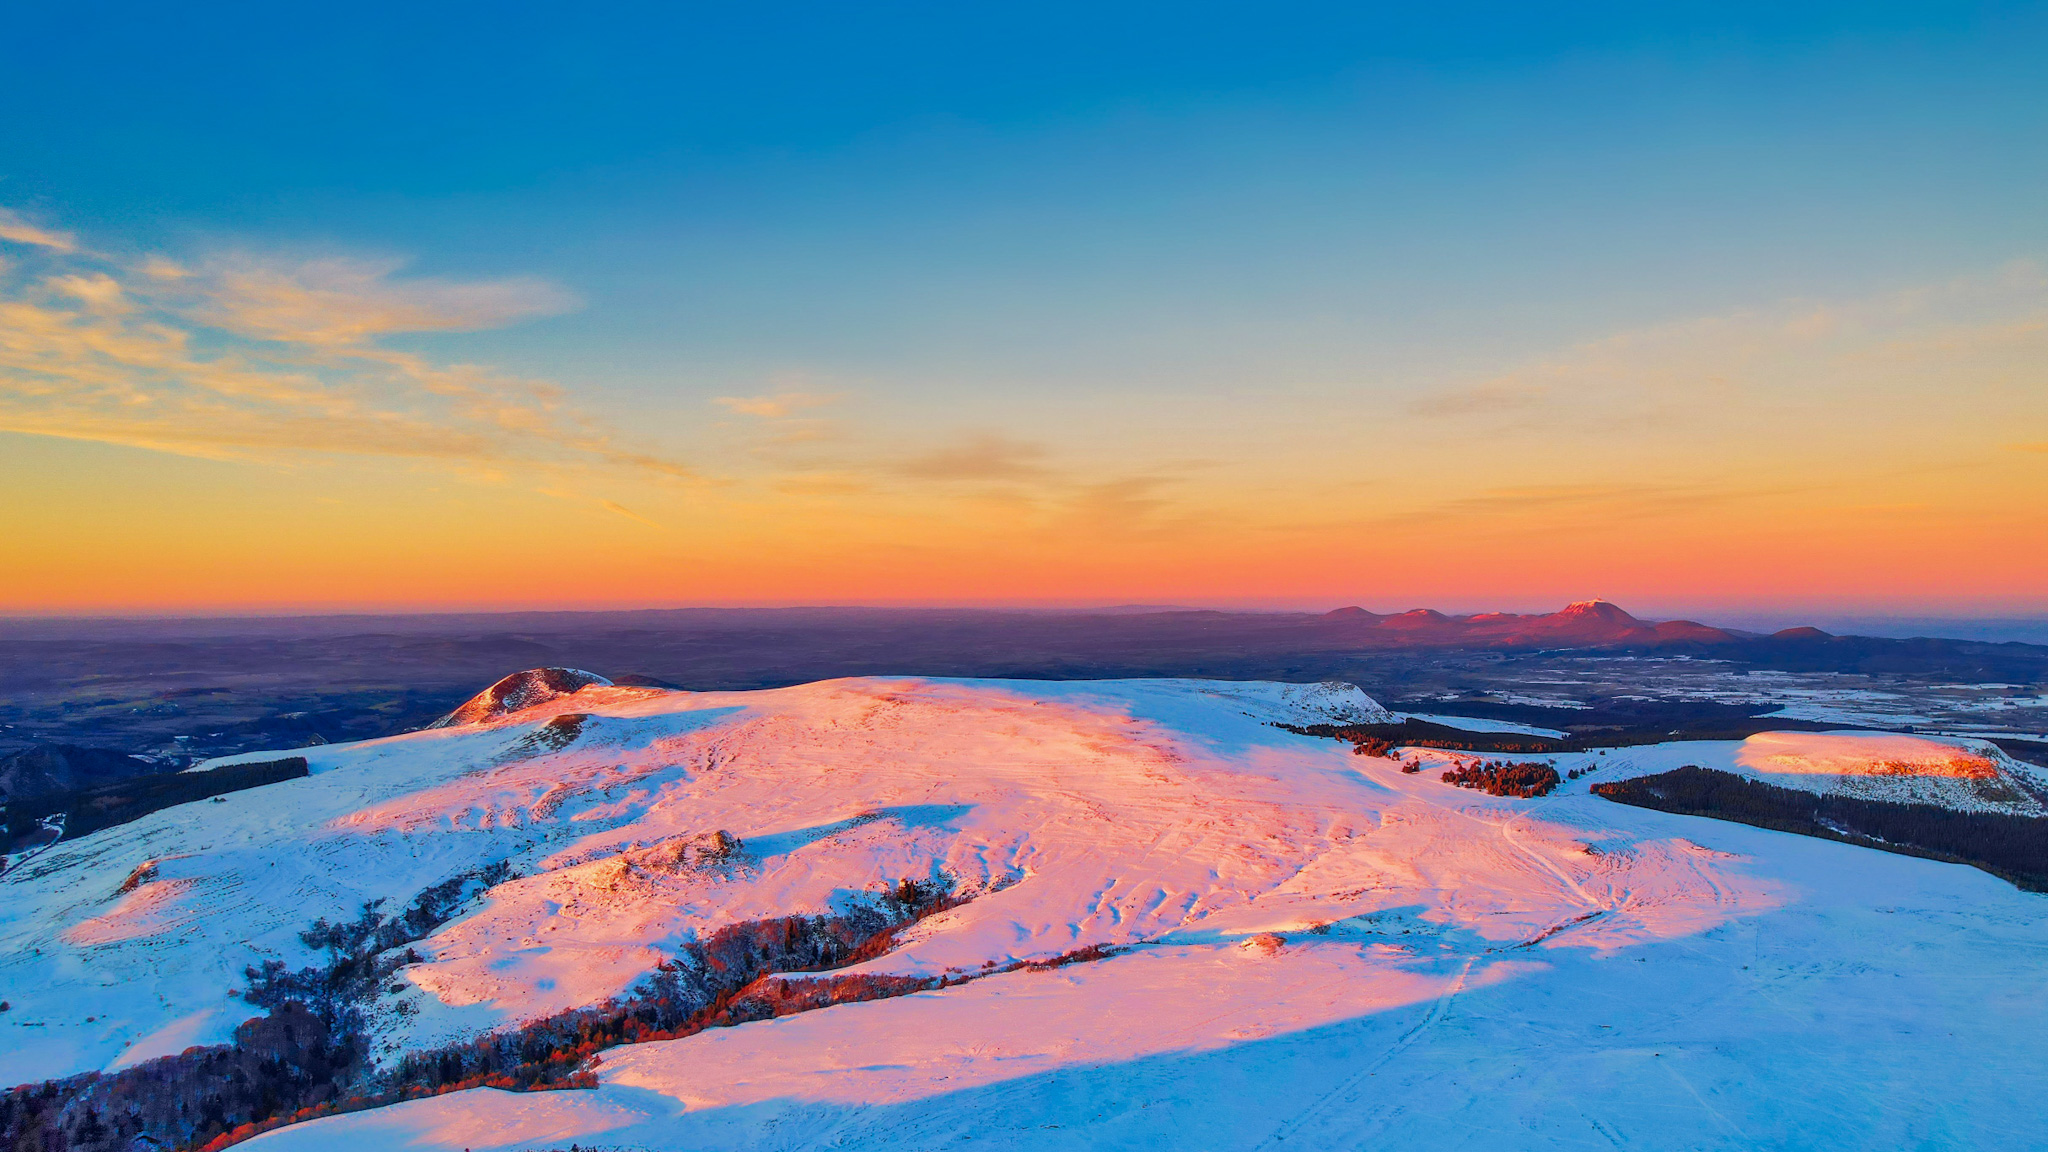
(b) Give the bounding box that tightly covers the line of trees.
[1593,766,2048,890]
[3,757,309,851]
[0,871,968,1152]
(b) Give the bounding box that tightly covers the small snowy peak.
[1557,598,1637,624]
[433,667,614,727]
[1520,599,1649,643]
[1174,679,1394,725]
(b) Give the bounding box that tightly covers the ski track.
[1250,956,1478,1150]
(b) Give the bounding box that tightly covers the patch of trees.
[1278,712,1837,756]
[1993,738,2048,774]
[243,862,517,1039]
[0,868,997,1152]
[1439,760,1561,798]
[0,1003,354,1152]
[1388,696,1776,734]
[2,757,308,850]
[1280,719,1572,754]
[1592,766,2048,891]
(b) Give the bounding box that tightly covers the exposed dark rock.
[432,668,611,727]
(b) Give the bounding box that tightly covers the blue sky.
[2,2,2045,612]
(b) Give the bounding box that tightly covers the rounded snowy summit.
[433,667,613,727]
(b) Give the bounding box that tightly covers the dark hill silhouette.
[0,744,168,804]
[1312,599,1736,649]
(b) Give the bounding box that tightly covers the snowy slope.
[4,675,2045,1150]
[1548,729,2047,815]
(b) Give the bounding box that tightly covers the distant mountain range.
[1318,598,1743,648]
[2,602,2042,776]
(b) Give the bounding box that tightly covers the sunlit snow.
[4,676,2044,1149]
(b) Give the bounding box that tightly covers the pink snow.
[1735,731,1999,778]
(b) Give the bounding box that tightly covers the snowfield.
[1554,729,2048,816]
[5,675,2046,1150]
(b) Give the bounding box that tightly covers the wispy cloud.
[1402,260,2048,446]
[0,209,76,253]
[183,254,574,346]
[714,391,837,419]
[1366,479,1800,532]
[600,499,661,527]
[1405,380,1547,419]
[1064,475,1179,531]
[893,433,1052,482]
[0,208,691,481]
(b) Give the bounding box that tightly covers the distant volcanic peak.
[1512,600,1649,644]
[436,667,613,727]
[1555,599,1640,626]
[1653,619,1738,643]
[1774,626,1834,640]
[1322,606,1383,622]
[1381,608,1453,629]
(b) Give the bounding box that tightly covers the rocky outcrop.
[431,668,612,727]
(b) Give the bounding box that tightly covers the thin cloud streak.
[0,209,77,253]
[0,210,690,481]
[182,254,576,346]
[893,433,1052,482]
[714,392,839,419]
[1399,260,2048,443]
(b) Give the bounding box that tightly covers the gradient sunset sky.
[2,2,2044,616]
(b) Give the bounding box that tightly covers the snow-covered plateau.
[5,674,2045,1150]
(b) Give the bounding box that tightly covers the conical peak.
[435,667,613,727]
[1557,599,1637,623]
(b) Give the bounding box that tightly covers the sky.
[1,1,2044,617]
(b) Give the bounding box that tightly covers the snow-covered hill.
[5,674,2045,1150]
[1541,728,2048,815]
